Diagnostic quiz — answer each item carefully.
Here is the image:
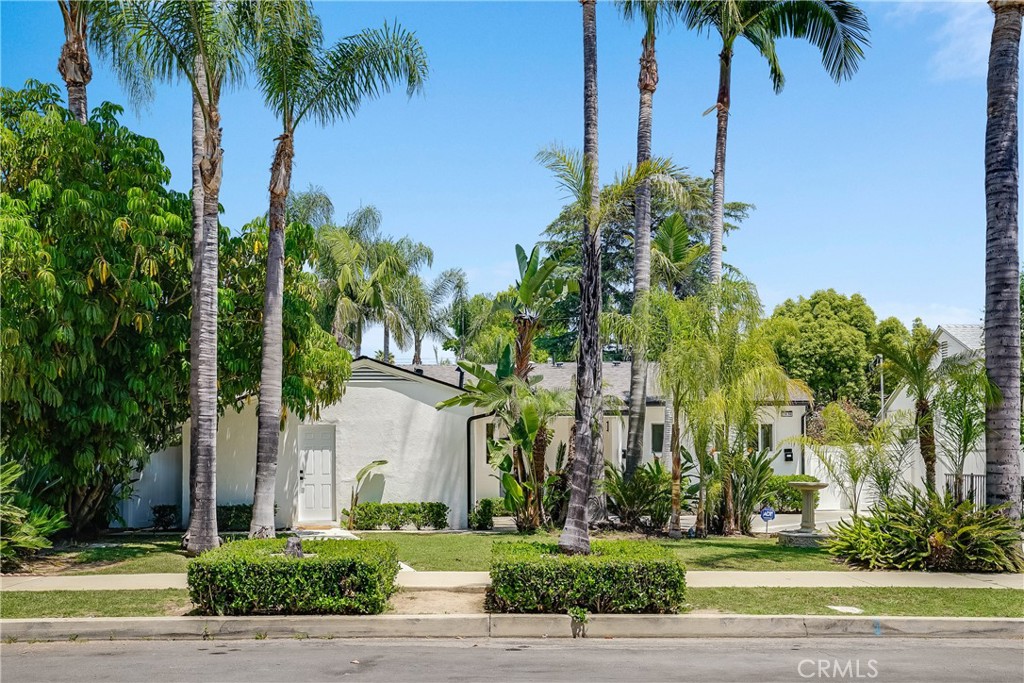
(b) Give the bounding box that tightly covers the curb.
[1,614,1020,642]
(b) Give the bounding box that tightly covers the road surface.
[3,637,1021,682]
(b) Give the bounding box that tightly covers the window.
[759,423,774,452]
[650,423,665,454]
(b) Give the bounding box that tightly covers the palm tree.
[539,145,676,552]
[248,11,428,538]
[681,0,869,284]
[496,244,572,380]
[95,0,263,554]
[984,0,1023,519]
[873,323,943,491]
[618,0,672,477]
[57,0,92,123]
[401,269,464,365]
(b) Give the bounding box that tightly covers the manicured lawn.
[3,587,1020,619]
[0,590,193,619]
[20,536,191,575]
[687,587,1024,618]
[361,531,845,572]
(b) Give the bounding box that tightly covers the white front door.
[299,424,335,522]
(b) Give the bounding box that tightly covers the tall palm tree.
[57,0,92,123]
[873,324,943,491]
[618,0,671,477]
[985,0,1023,520]
[540,145,676,553]
[401,269,463,365]
[95,0,259,554]
[681,0,869,284]
[248,11,428,538]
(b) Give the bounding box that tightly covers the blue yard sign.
[760,506,776,533]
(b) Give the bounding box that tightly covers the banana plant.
[345,459,387,530]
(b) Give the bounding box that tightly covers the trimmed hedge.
[469,498,495,530]
[187,538,399,615]
[352,502,449,530]
[215,504,278,531]
[151,504,180,530]
[764,475,820,513]
[489,541,686,614]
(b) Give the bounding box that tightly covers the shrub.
[764,475,820,513]
[1,459,67,569]
[469,498,495,531]
[827,489,1024,573]
[187,538,399,615]
[489,541,686,614]
[603,461,674,531]
[151,504,180,530]
[731,449,776,534]
[351,502,450,530]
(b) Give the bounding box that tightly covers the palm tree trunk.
[57,1,91,125]
[184,61,222,555]
[625,31,658,478]
[985,0,1024,520]
[250,132,295,538]
[722,448,736,535]
[531,424,550,527]
[709,46,732,285]
[513,318,535,380]
[560,0,600,555]
[413,335,423,365]
[917,398,938,491]
[668,402,682,538]
[382,319,390,362]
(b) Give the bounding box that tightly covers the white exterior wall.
[114,446,182,528]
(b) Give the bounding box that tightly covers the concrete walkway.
[3,570,1020,592]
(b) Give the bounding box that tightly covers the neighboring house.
[121,356,816,530]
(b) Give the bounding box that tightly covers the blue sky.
[2,1,1015,362]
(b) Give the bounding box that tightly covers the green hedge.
[469,498,495,530]
[187,539,399,615]
[764,475,820,513]
[489,541,686,614]
[352,502,449,530]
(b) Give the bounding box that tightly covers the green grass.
[0,590,192,619]
[2,587,1019,619]
[360,531,844,572]
[46,537,190,575]
[687,587,1024,618]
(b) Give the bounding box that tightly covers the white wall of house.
[113,446,182,528]
[177,360,476,530]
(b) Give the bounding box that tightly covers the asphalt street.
[2,637,1022,683]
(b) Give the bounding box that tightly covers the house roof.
[398,360,812,405]
[938,324,984,352]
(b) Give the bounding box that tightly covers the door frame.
[297,423,336,523]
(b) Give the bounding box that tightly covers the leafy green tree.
[247,6,427,537]
[985,0,1023,519]
[400,269,464,365]
[1,83,193,536]
[680,0,869,284]
[771,290,877,409]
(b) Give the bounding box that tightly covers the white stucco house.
[119,356,817,530]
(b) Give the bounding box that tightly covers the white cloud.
[887,1,992,82]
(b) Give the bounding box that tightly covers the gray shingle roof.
[940,324,984,352]
[399,361,811,405]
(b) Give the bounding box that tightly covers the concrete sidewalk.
[3,570,1021,592]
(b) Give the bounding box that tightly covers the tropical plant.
[827,488,1024,573]
[0,459,67,569]
[731,448,776,534]
[1,82,192,536]
[984,0,1023,520]
[248,11,427,537]
[94,0,266,553]
[864,414,917,502]
[873,320,951,491]
[680,0,869,284]
[603,460,674,531]
[401,269,464,365]
[344,460,387,530]
[496,244,573,380]
[935,359,993,502]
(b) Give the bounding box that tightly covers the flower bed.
[488,541,686,614]
[187,538,398,615]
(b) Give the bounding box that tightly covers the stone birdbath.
[777,480,830,548]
